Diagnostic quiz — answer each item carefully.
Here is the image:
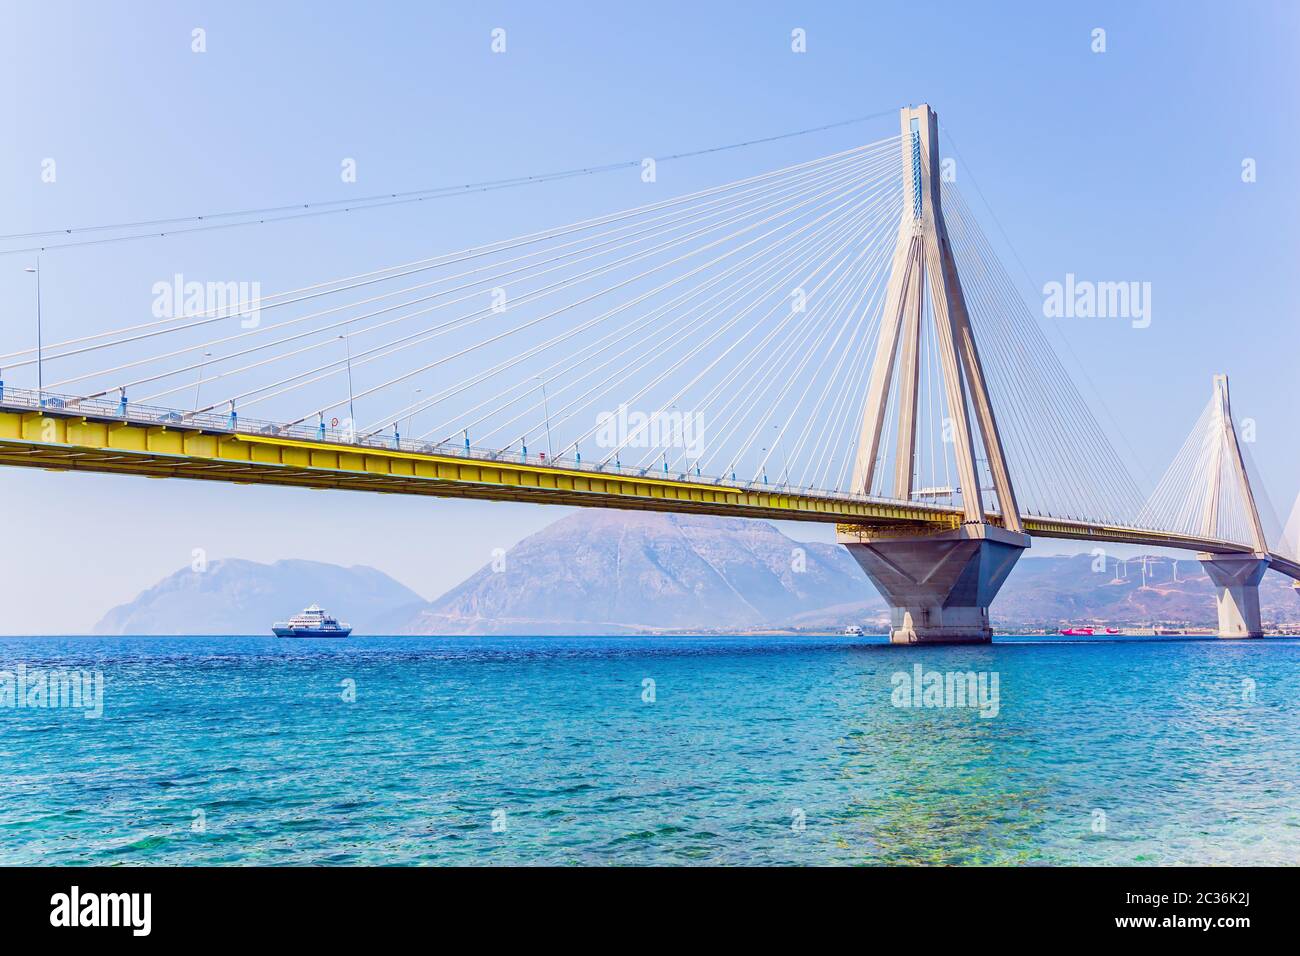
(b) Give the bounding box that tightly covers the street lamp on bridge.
[338,333,356,429]
[23,259,42,406]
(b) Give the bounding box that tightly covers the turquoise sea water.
[0,634,1297,866]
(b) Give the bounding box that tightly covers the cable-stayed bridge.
[1,104,1295,643]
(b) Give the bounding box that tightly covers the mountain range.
[92,558,425,636]
[93,512,1300,634]
[404,510,872,634]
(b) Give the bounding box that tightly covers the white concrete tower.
[838,104,1029,644]
[1197,374,1271,638]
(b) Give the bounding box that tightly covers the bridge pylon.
[837,104,1029,644]
[1195,374,1271,638]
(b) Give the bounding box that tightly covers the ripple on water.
[0,634,1297,865]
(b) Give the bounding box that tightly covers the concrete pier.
[841,525,1029,644]
[842,106,1027,645]
[1198,553,1269,638]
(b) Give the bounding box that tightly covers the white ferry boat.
[272,603,352,638]
[842,624,865,637]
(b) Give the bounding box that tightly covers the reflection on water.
[0,634,1296,865]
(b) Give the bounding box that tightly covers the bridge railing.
[0,385,959,514]
[1,385,1283,551]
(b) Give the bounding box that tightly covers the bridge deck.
[0,404,947,526]
[1,402,1291,576]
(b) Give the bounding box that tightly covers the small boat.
[1105,627,1121,635]
[1059,626,1095,636]
[842,624,865,637]
[273,603,352,638]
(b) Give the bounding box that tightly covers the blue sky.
[1,1,1298,632]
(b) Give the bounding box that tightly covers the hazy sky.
[1,1,1298,632]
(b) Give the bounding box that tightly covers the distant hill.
[93,517,1300,635]
[401,511,876,634]
[995,553,1300,628]
[92,559,425,635]
[401,514,1300,633]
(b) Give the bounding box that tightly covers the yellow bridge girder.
[0,409,951,527]
[0,407,1273,566]
[1017,515,1253,555]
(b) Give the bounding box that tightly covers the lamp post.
[338,334,355,429]
[774,424,791,488]
[194,351,212,410]
[537,377,553,459]
[24,259,42,405]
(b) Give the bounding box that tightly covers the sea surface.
[0,634,1297,866]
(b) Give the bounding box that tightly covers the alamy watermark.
[1042,273,1151,329]
[1,664,104,718]
[50,886,150,936]
[595,404,704,457]
[152,273,262,328]
[891,664,999,718]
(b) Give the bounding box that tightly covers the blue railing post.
[118,388,128,418]
[317,413,325,441]
[228,401,237,430]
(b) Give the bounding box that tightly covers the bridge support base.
[839,525,1029,644]
[1198,553,1269,638]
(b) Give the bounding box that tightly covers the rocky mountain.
[93,517,1300,635]
[402,511,877,634]
[993,553,1300,628]
[403,515,1300,633]
[93,558,425,635]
